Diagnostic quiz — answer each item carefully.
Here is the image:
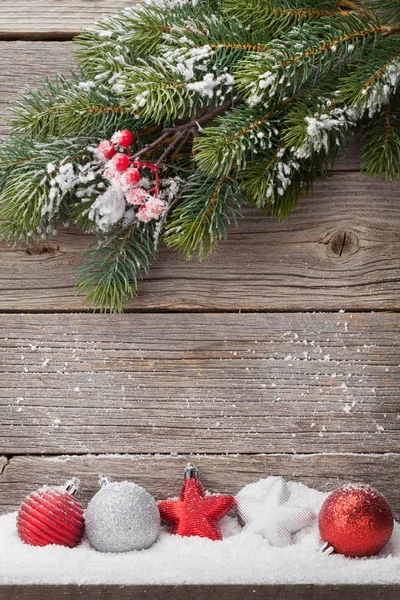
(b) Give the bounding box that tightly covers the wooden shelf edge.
[0,584,399,600]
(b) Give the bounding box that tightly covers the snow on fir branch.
[0,0,400,311]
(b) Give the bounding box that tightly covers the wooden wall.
[0,2,399,597]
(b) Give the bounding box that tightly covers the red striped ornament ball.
[17,478,84,548]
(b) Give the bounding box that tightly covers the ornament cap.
[99,474,113,487]
[320,541,335,555]
[65,477,80,496]
[185,464,198,479]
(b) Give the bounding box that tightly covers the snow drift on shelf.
[0,480,399,585]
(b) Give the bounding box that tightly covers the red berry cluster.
[98,130,141,181]
[96,130,165,223]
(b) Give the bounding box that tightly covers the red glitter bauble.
[17,478,84,548]
[97,140,116,160]
[319,484,394,557]
[158,465,235,541]
[111,153,129,172]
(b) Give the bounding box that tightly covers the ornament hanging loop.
[320,541,335,555]
[185,464,198,479]
[99,474,113,487]
[65,477,80,496]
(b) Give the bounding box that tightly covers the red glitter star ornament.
[158,465,235,540]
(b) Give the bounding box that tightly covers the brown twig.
[131,130,172,160]
[382,25,400,38]
[131,97,242,162]
[337,0,360,11]
[156,131,186,165]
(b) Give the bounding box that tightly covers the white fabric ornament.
[85,476,160,553]
[236,476,314,547]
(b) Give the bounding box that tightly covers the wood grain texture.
[0,585,399,600]
[0,459,7,478]
[1,1,135,38]
[1,172,400,311]
[0,42,74,136]
[0,312,399,455]
[2,454,400,516]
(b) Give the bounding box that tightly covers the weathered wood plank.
[1,172,399,311]
[0,459,7,478]
[0,40,361,170]
[0,42,74,136]
[1,1,134,38]
[1,454,400,516]
[0,312,398,455]
[0,585,399,600]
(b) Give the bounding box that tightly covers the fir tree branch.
[9,73,141,140]
[76,224,157,313]
[163,172,243,259]
[0,138,94,243]
[361,91,400,178]
[75,1,217,77]
[222,0,343,30]
[194,97,295,177]
[339,38,400,114]
[366,1,400,27]
[235,13,393,105]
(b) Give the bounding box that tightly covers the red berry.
[111,153,129,172]
[113,130,134,148]
[97,140,116,160]
[123,168,141,186]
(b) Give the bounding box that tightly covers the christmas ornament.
[319,484,394,557]
[236,477,314,547]
[158,464,235,540]
[85,475,160,553]
[17,478,84,548]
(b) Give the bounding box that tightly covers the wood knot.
[326,231,359,259]
[25,244,59,256]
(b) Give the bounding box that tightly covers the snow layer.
[1,481,399,585]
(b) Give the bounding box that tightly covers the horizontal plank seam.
[0,33,79,42]
[2,452,400,461]
[0,458,8,476]
[0,308,399,315]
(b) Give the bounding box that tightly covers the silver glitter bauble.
[85,480,160,553]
